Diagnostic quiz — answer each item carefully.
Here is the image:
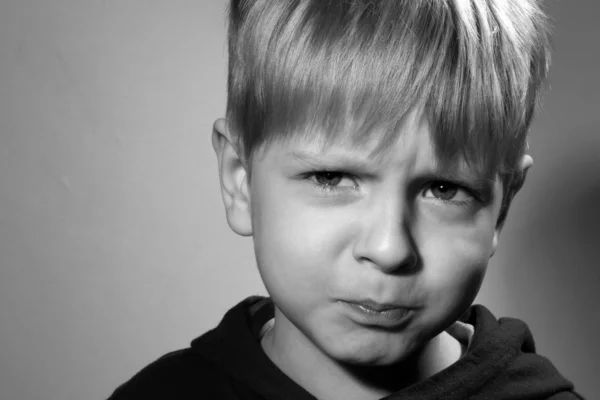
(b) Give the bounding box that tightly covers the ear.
[212,118,253,236]
[490,154,534,257]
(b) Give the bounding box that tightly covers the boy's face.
[232,109,504,366]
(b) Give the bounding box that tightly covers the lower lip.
[339,301,411,328]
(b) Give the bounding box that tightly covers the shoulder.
[107,348,236,400]
[107,297,271,400]
[458,305,584,399]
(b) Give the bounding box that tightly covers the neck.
[260,308,462,400]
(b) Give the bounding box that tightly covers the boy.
[109,1,583,399]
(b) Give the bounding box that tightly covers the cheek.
[251,186,348,297]
[418,215,496,303]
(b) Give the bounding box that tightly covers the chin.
[336,349,411,368]
[323,335,413,367]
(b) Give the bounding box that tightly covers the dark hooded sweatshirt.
[108,296,583,399]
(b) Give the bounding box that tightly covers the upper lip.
[343,299,410,312]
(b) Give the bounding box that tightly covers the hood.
[191,296,578,400]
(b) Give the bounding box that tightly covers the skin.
[212,108,532,400]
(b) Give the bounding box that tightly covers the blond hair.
[226,0,551,220]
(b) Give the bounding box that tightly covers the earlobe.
[212,118,253,236]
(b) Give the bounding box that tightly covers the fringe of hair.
[226,0,551,212]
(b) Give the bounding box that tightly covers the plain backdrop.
[0,1,598,399]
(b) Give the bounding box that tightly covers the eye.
[303,170,358,194]
[422,181,474,205]
[315,171,343,187]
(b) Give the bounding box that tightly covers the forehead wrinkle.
[287,132,420,174]
[282,103,501,179]
[310,106,428,161]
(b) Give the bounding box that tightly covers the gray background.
[0,1,598,399]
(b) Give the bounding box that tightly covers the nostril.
[352,232,421,275]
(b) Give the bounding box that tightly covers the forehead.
[287,110,432,167]
[260,108,444,171]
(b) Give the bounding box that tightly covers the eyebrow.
[287,150,497,191]
[287,150,374,169]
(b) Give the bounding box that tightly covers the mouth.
[349,299,405,312]
[338,300,413,328]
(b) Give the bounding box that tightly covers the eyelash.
[302,170,478,206]
[302,170,358,195]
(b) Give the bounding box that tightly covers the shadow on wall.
[500,122,600,396]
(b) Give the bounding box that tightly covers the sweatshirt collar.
[192,296,574,400]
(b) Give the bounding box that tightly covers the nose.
[352,195,419,274]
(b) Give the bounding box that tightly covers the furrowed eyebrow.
[288,150,497,192]
[287,150,374,169]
